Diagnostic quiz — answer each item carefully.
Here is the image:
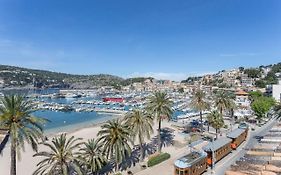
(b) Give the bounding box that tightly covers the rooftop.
[235,89,249,96]
[203,138,232,152]
[174,151,207,168]
[227,128,246,139]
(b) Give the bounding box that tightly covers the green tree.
[178,87,185,93]
[97,119,132,172]
[214,91,232,115]
[124,109,153,161]
[249,90,263,101]
[0,95,47,175]
[244,68,261,78]
[190,89,210,132]
[255,80,266,88]
[251,96,276,122]
[33,134,83,175]
[146,91,173,153]
[207,111,224,139]
[78,139,107,175]
[239,67,244,72]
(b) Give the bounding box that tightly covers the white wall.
[272,84,281,102]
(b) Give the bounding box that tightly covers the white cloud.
[126,71,216,81]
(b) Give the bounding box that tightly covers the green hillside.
[0,65,151,89]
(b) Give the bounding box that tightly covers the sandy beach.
[0,118,187,175]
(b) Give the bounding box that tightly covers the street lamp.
[210,136,216,175]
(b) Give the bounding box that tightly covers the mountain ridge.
[0,65,152,89]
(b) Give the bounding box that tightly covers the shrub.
[147,153,171,167]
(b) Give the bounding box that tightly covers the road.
[204,118,277,175]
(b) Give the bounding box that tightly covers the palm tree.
[78,139,107,175]
[214,90,232,115]
[146,91,173,153]
[97,119,132,172]
[207,111,224,139]
[0,95,47,175]
[33,134,83,175]
[124,109,154,161]
[229,100,237,131]
[190,88,210,132]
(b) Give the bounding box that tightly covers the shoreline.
[43,113,125,138]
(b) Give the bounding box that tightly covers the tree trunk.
[139,134,144,161]
[215,129,218,139]
[115,159,119,172]
[231,109,234,131]
[208,124,210,132]
[10,140,16,175]
[158,119,162,153]
[199,111,203,132]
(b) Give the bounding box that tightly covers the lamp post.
[210,136,216,175]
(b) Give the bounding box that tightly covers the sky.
[0,0,280,81]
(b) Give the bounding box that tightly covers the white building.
[235,90,251,108]
[241,74,253,87]
[267,80,281,102]
[272,84,281,102]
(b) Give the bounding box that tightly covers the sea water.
[1,89,185,134]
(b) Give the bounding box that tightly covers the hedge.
[147,153,171,167]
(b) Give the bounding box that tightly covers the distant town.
[1,63,281,103]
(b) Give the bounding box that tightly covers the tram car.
[227,128,248,149]
[174,151,208,175]
[203,137,232,166]
[174,127,249,175]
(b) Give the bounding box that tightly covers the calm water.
[34,110,119,134]
[1,89,185,133]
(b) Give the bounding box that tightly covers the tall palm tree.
[124,109,154,161]
[0,95,47,175]
[190,88,210,132]
[33,134,83,175]
[97,119,132,172]
[78,139,107,175]
[229,100,237,131]
[207,111,224,139]
[146,91,173,153]
[214,90,232,115]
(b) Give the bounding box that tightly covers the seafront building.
[266,80,281,102]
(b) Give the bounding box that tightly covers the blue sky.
[0,0,280,81]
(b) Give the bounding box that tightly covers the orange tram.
[174,127,248,175]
